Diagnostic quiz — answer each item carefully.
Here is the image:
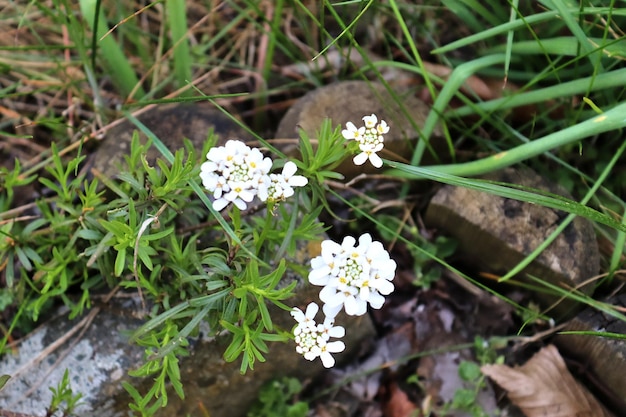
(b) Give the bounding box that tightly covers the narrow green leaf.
[114,248,126,277]
[78,0,145,98]
[389,162,626,233]
[0,375,10,391]
[223,334,245,362]
[256,295,272,331]
[558,330,626,340]
[14,246,33,271]
[166,0,192,91]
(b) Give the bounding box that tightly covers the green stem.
[404,99,626,177]
[79,0,145,98]
[449,67,626,118]
[252,0,283,129]
[166,0,192,93]
[412,54,507,166]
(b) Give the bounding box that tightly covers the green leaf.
[0,375,10,391]
[14,246,33,271]
[458,361,482,381]
[256,294,272,331]
[223,333,245,362]
[258,332,288,342]
[187,287,231,308]
[166,356,185,399]
[558,330,626,339]
[233,288,247,299]
[489,37,626,59]
[114,249,126,277]
[78,0,145,98]
[22,218,48,235]
[137,247,155,271]
[287,402,309,417]
[205,279,229,291]
[141,226,174,241]
[452,388,477,409]
[388,162,626,233]
[75,228,102,240]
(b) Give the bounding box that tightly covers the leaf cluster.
[246,377,309,417]
[47,369,84,417]
[0,109,352,414]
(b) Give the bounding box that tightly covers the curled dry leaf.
[481,345,614,417]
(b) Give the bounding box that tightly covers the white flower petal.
[319,286,343,307]
[238,189,255,202]
[232,198,247,210]
[341,236,357,250]
[353,152,368,166]
[368,152,383,168]
[258,157,273,175]
[282,161,297,177]
[321,239,342,256]
[341,122,359,140]
[291,307,305,323]
[288,175,308,187]
[358,233,372,248]
[367,291,386,309]
[373,278,394,295]
[212,198,229,211]
[343,295,362,316]
[322,302,342,320]
[282,186,295,199]
[308,268,331,286]
[377,120,390,134]
[362,114,378,128]
[305,302,319,319]
[359,285,370,301]
[326,325,345,338]
[320,351,336,368]
[341,130,354,140]
[326,340,345,353]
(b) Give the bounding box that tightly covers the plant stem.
[412,54,507,166]
[411,100,626,177]
[167,0,192,94]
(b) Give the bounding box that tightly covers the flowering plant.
[290,233,396,368]
[282,114,397,368]
[140,113,396,375]
[342,113,390,168]
[3,107,400,413]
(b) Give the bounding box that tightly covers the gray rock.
[275,80,441,179]
[554,294,626,413]
[0,267,375,417]
[91,103,252,179]
[0,298,145,417]
[424,167,600,318]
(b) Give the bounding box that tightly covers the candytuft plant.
[3,2,626,416]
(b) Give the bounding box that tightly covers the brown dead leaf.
[383,382,417,417]
[481,345,614,417]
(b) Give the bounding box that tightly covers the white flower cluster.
[291,302,346,368]
[342,114,390,168]
[292,233,396,368]
[200,140,308,211]
[309,233,396,317]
